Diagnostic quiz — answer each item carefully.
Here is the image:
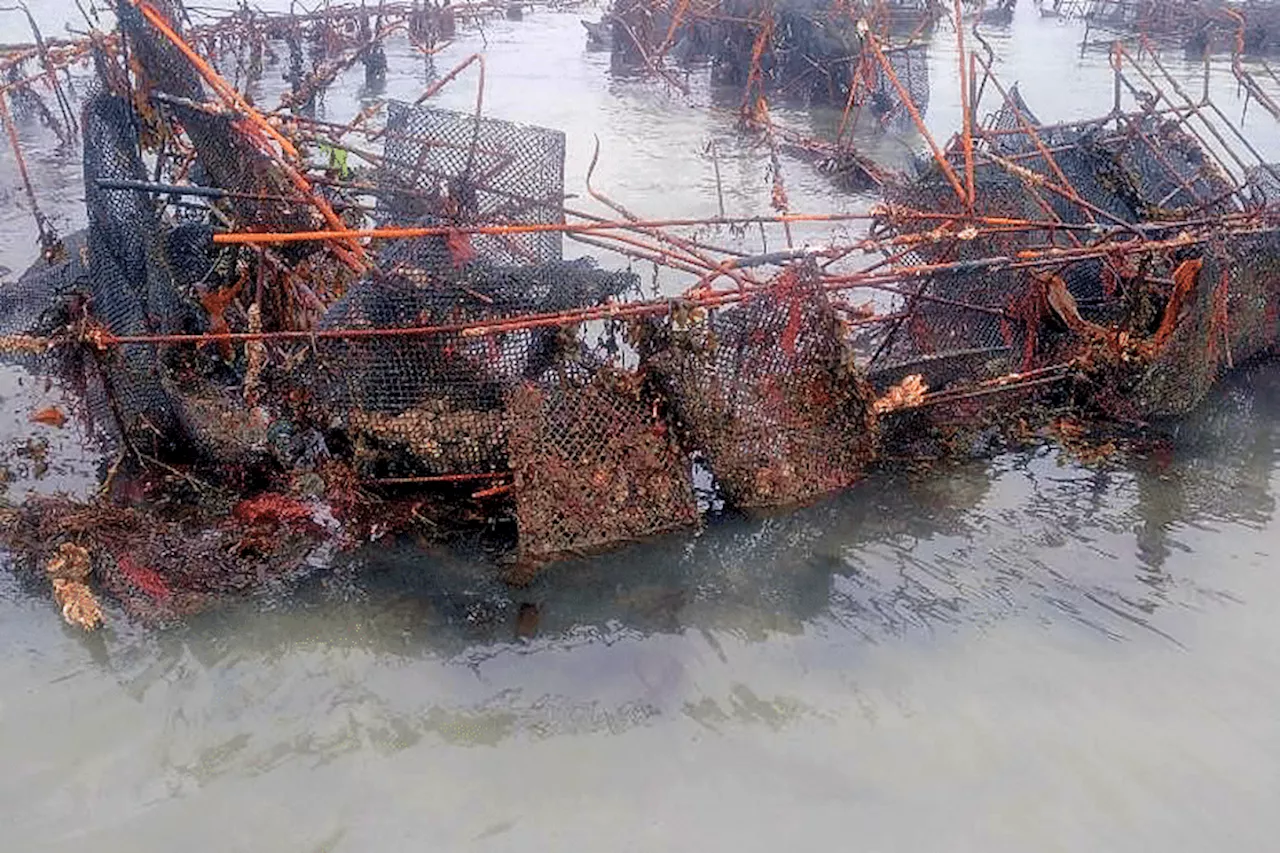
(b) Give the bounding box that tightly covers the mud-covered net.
[507,363,698,563]
[1135,231,1280,416]
[645,267,878,507]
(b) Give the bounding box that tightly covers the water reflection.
[274,360,1280,659]
[28,361,1262,776]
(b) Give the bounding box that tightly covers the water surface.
[2,4,1280,851]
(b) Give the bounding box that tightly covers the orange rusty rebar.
[471,482,514,499]
[835,53,868,142]
[210,212,874,245]
[413,52,485,106]
[864,30,967,204]
[584,135,758,290]
[209,207,1274,248]
[569,232,712,276]
[83,222,1267,351]
[133,1,295,158]
[654,0,694,64]
[740,13,774,117]
[954,0,975,215]
[0,89,55,254]
[374,472,508,486]
[130,0,367,267]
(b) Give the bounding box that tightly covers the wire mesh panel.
[646,266,878,508]
[507,364,698,563]
[874,164,1046,385]
[378,100,566,268]
[310,260,640,477]
[1112,115,1237,217]
[871,43,930,128]
[870,269,1024,389]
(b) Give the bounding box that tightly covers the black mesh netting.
[645,266,879,508]
[507,363,699,563]
[0,230,90,341]
[82,92,191,452]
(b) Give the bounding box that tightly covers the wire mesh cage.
[377,100,567,268]
[4,0,1280,595]
[645,265,880,508]
[507,362,699,564]
[309,259,640,478]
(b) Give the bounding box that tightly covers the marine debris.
[599,0,934,133]
[1056,0,1280,56]
[0,0,1277,626]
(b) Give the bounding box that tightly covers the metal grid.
[378,100,567,268]
[507,364,699,563]
[647,266,880,508]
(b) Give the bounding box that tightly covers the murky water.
[4,3,1280,850]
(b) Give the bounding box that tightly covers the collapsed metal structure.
[596,0,935,133]
[1057,0,1280,55]
[0,0,1278,619]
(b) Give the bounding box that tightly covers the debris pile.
[1059,0,1280,56]
[598,0,933,118]
[0,1,1277,627]
[870,53,1280,423]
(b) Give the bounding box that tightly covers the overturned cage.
[0,0,1279,626]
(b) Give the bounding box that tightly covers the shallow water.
[3,3,1280,851]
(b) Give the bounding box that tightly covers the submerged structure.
[0,0,1278,626]
[1058,0,1280,56]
